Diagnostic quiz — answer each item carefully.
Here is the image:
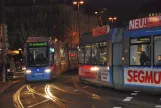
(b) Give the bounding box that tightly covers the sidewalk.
[0,79,14,95]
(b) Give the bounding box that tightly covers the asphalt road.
[0,70,161,108]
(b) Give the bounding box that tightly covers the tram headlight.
[22,67,26,71]
[45,69,51,73]
[26,70,31,74]
[91,67,99,71]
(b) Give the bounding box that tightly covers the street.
[0,71,160,108]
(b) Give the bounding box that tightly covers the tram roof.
[80,28,123,44]
[124,27,161,38]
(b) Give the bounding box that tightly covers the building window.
[149,14,151,16]
[154,36,161,66]
[130,37,151,66]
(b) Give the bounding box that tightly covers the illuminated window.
[99,42,108,66]
[79,46,85,64]
[149,14,151,16]
[130,37,151,66]
[154,36,161,66]
[91,43,99,65]
[85,45,91,64]
[152,13,154,16]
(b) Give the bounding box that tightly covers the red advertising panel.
[92,25,110,36]
[124,67,161,87]
[79,66,97,79]
[129,15,161,30]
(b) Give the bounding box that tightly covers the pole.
[77,3,80,44]
[1,0,6,83]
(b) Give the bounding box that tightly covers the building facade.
[5,0,98,46]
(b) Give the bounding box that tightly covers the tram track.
[49,84,92,107]
[27,84,67,108]
[13,85,26,108]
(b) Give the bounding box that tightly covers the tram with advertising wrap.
[24,37,78,81]
[79,15,161,92]
[78,26,124,86]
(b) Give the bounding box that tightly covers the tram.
[24,37,78,81]
[78,15,161,92]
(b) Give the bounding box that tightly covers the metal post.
[1,0,6,83]
[77,3,80,44]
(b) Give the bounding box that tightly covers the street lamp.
[94,8,107,26]
[109,17,117,23]
[73,0,84,44]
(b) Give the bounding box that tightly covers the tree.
[6,4,73,49]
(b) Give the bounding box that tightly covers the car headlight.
[26,70,31,74]
[7,69,10,72]
[45,69,51,73]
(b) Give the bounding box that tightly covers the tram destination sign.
[129,15,161,30]
[28,42,47,47]
[92,25,110,36]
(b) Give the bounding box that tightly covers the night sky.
[83,0,153,20]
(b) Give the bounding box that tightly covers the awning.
[124,27,161,38]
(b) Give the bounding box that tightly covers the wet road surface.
[0,71,161,108]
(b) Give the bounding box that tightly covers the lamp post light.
[94,8,107,27]
[109,17,117,23]
[73,1,84,44]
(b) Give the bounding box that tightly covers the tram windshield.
[27,46,49,67]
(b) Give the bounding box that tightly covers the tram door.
[112,43,123,87]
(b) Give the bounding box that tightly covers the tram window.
[60,47,67,62]
[69,51,77,61]
[100,42,107,47]
[27,47,48,66]
[131,37,150,44]
[79,46,85,64]
[99,47,107,66]
[154,36,161,65]
[130,44,151,66]
[85,45,91,64]
[50,53,54,64]
[92,43,99,65]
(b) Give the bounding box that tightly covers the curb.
[0,81,14,95]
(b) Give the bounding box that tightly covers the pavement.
[0,71,24,95]
[0,71,161,108]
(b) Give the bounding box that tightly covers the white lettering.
[129,20,135,30]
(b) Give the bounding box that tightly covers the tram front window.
[27,47,48,67]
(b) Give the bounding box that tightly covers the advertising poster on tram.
[124,67,161,87]
[79,66,110,83]
[129,15,161,30]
